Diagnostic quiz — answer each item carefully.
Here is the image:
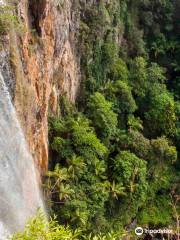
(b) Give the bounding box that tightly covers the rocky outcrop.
[11,0,80,174]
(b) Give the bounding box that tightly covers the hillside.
[0,0,179,239]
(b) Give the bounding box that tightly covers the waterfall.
[0,72,44,239]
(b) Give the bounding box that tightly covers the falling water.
[0,72,44,239]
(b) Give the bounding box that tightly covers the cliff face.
[12,0,80,174]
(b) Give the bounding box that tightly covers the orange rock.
[12,0,80,176]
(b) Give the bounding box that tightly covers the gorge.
[0,0,180,239]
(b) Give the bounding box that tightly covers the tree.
[113,151,147,202]
[87,92,118,142]
[102,42,118,67]
[174,101,180,149]
[150,136,177,164]
[104,80,137,128]
[71,114,107,158]
[145,91,176,137]
[109,58,129,82]
[147,62,166,84]
[130,57,148,97]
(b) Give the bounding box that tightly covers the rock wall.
[11,0,80,174]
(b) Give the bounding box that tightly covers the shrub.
[11,211,81,240]
[0,5,23,35]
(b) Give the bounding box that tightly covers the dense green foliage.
[44,0,180,238]
[11,0,180,239]
[11,212,121,240]
[11,212,81,240]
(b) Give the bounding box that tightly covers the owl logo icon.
[135,227,144,236]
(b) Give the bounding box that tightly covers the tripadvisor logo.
[135,227,173,236]
[135,227,144,236]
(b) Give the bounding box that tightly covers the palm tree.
[59,183,75,201]
[46,164,69,195]
[67,155,86,179]
[110,181,126,200]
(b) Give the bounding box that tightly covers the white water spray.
[0,72,44,238]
